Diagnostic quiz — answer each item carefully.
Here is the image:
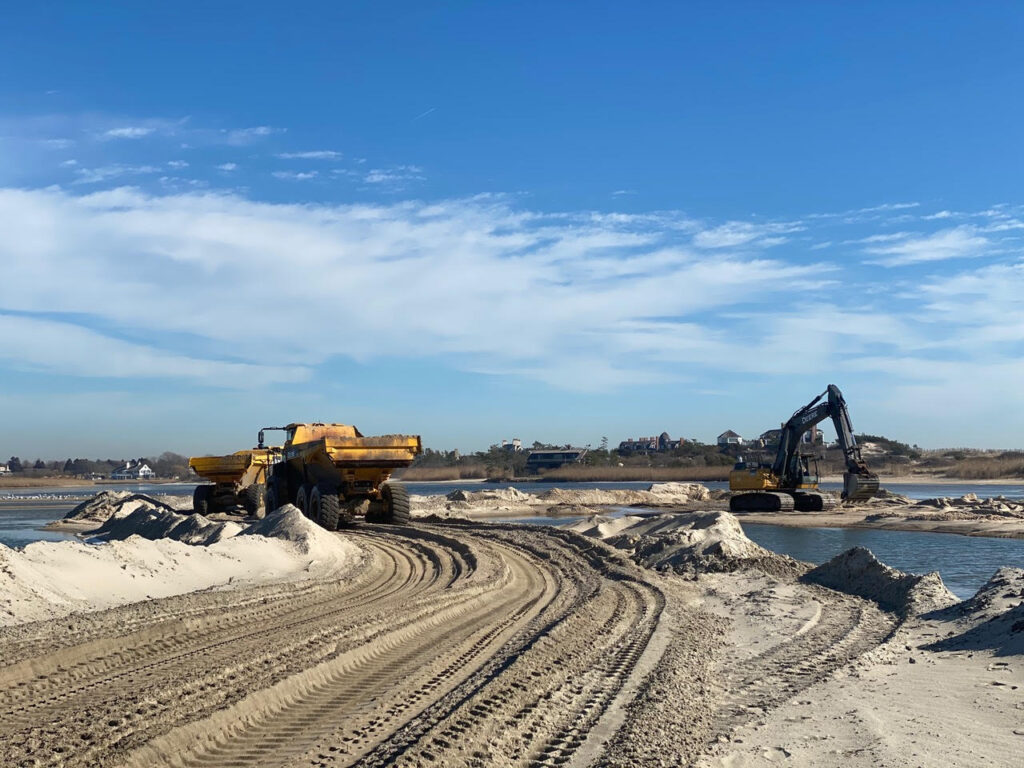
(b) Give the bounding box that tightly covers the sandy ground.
[0,491,1021,766]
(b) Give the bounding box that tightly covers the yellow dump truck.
[260,423,422,529]
[188,448,277,517]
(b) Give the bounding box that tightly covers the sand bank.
[0,496,361,626]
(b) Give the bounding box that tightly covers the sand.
[0,490,1021,766]
[0,501,361,626]
[411,481,719,520]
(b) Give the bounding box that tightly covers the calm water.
[741,523,1024,600]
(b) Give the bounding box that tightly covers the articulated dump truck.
[190,423,422,530]
[188,449,275,517]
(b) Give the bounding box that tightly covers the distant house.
[717,430,744,446]
[500,438,523,452]
[0,463,9,474]
[617,431,685,455]
[111,460,155,480]
[524,447,588,474]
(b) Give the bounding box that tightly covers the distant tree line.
[3,452,191,478]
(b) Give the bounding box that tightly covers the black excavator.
[729,384,880,512]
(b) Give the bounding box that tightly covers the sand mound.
[0,505,362,627]
[446,487,534,504]
[238,505,350,561]
[64,491,177,524]
[539,482,711,508]
[92,506,239,545]
[567,511,804,576]
[922,568,1024,656]
[865,493,1024,522]
[802,547,958,616]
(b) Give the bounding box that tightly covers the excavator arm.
[771,384,879,500]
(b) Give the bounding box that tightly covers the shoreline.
[733,510,1024,539]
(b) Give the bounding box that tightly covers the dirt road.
[0,522,897,767]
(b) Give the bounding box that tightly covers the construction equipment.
[729,385,880,512]
[189,449,277,517]
[260,423,422,529]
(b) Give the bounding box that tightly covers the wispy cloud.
[692,220,804,249]
[272,170,317,181]
[225,125,282,145]
[166,160,189,169]
[39,138,74,149]
[0,187,833,391]
[276,150,341,160]
[102,126,155,140]
[412,107,436,122]
[73,164,160,184]
[864,226,989,267]
[364,165,425,186]
[216,162,238,171]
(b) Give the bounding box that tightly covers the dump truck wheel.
[310,485,341,531]
[382,482,411,525]
[296,484,312,518]
[193,485,213,516]
[242,484,266,518]
[265,484,280,515]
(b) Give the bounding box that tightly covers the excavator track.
[729,492,796,513]
[791,491,837,512]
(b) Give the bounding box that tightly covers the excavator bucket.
[843,472,880,501]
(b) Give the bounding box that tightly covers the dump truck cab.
[261,422,422,530]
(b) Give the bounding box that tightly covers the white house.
[717,430,744,446]
[111,460,155,480]
[0,463,9,474]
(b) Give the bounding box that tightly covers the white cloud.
[272,170,317,180]
[60,159,78,167]
[40,138,74,149]
[73,165,160,184]
[864,226,989,267]
[0,314,305,385]
[277,150,341,160]
[226,125,282,145]
[216,162,238,171]
[364,165,425,185]
[692,220,804,249]
[0,187,836,391]
[166,160,189,169]
[102,126,155,139]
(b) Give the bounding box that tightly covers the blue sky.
[2,2,1023,457]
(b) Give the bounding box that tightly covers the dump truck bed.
[189,449,273,484]
[284,435,422,469]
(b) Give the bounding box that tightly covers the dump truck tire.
[296,484,312,518]
[193,484,213,516]
[310,485,341,531]
[381,482,411,525]
[266,484,280,515]
[242,484,266,518]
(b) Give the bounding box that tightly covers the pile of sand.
[63,490,178,523]
[412,482,715,519]
[802,546,958,616]
[0,505,362,627]
[923,567,1024,655]
[446,487,535,504]
[866,493,1024,521]
[539,482,711,508]
[92,507,241,545]
[565,510,804,576]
